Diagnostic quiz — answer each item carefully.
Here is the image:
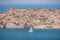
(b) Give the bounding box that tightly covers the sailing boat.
[28,27,33,32]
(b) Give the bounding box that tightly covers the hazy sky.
[0,0,60,4]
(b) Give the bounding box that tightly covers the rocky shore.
[0,8,60,29]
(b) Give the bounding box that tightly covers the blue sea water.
[0,4,60,13]
[0,29,60,40]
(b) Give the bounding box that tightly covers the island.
[0,8,60,29]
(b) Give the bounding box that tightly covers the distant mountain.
[0,8,60,29]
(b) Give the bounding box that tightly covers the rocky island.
[0,8,60,29]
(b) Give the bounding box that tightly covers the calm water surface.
[0,4,60,13]
[0,28,60,40]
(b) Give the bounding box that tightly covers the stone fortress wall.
[0,8,60,29]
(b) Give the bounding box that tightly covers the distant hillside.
[0,8,60,29]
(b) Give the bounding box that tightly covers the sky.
[0,0,60,4]
[0,0,60,13]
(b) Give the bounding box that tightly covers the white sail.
[28,27,33,32]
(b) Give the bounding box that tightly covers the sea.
[0,4,60,40]
[0,4,60,13]
[0,28,60,40]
